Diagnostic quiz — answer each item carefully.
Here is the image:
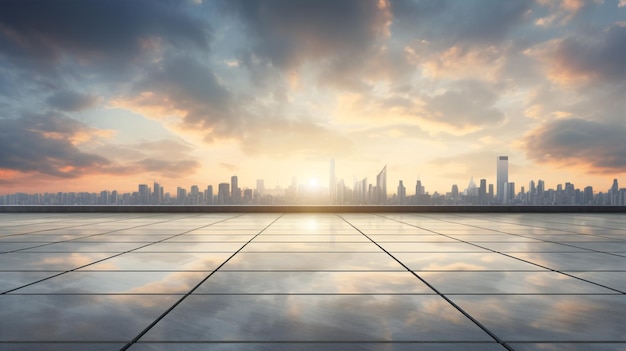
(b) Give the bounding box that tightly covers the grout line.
[338,214,517,351]
[1,214,243,294]
[119,213,285,351]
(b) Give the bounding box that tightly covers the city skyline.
[3,156,625,206]
[1,1,626,195]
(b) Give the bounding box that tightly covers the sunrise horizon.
[1,0,626,197]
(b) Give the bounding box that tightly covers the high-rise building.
[138,184,150,205]
[176,187,187,205]
[153,182,162,204]
[231,176,240,204]
[497,156,508,204]
[329,159,336,204]
[190,185,200,205]
[583,186,593,205]
[205,185,214,205]
[610,179,619,205]
[218,183,230,205]
[376,166,387,204]
[479,179,486,205]
[397,180,406,204]
[256,179,265,196]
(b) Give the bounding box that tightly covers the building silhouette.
[497,156,509,204]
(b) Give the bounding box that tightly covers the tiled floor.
[0,213,625,351]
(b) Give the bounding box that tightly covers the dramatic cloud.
[0,113,110,178]
[523,118,626,173]
[423,81,505,129]
[391,0,534,48]
[223,0,390,70]
[530,23,626,84]
[0,0,209,65]
[112,56,239,139]
[47,90,99,112]
[0,0,623,192]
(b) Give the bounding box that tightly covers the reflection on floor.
[0,213,625,351]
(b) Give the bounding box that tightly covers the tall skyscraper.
[397,180,406,204]
[497,156,508,204]
[256,179,265,196]
[138,184,150,205]
[610,178,619,205]
[329,159,336,204]
[376,165,387,204]
[153,182,161,204]
[479,179,486,205]
[218,183,230,205]
[231,176,240,204]
[206,185,213,205]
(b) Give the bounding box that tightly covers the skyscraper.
[231,176,240,205]
[479,179,486,205]
[376,166,387,204]
[397,180,406,204]
[218,183,230,205]
[497,156,508,204]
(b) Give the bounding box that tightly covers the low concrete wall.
[1,205,625,213]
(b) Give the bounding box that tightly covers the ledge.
[1,205,625,213]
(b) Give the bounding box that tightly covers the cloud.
[421,81,505,130]
[223,0,390,70]
[115,56,238,138]
[523,118,626,173]
[88,139,201,178]
[391,0,534,48]
[47,90,100,112]
[0,113,111,178]
[529,23,626,84]
[0,0,209,66]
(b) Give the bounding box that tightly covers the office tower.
[376,165,387,204]
[397,180,406,204]
[138,184,150,205]
[176,187,187,205]
[610,179,619,205]
[243,189,253,203]
[218,183,230,205]
[206,185,214,205]
[337,179,345,204]
[231,176,240,205]
[100,191,109,205]
[153,182,161,204]
[465,177,476,196]
[583,186,593,205]
[256,179,265,196]
[190,185,200,205]
[329,159,336,204]
[497,156,508,204]
[451,184,459,199]
[479,179,486,205]
[111,190,118,205]
[504,182,515,204]
[529,180,536,205]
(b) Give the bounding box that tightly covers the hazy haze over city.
[1,0,625,194]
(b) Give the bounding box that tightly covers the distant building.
[218,183,230,205]
[397,180,406,204]
[376,166,387,204]
[497,156,508,204]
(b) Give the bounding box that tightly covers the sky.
[1,0,625,195]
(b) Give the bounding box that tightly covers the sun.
[307,178,319,190]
